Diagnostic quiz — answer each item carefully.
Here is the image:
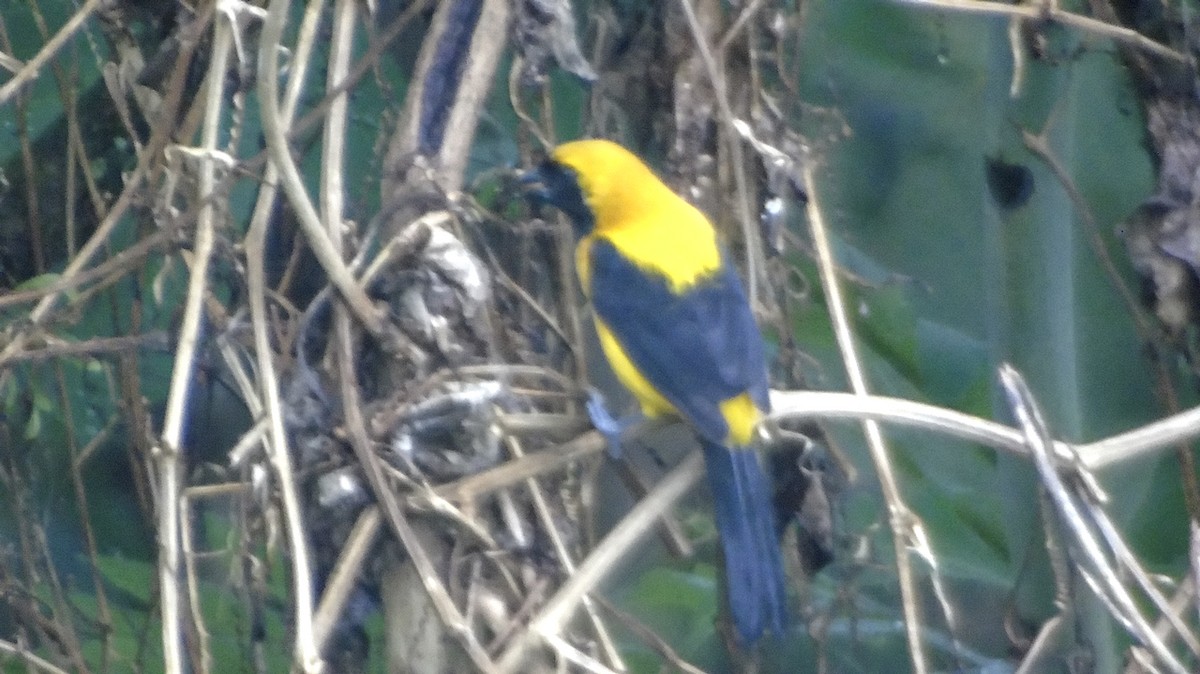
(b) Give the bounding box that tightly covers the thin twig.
[306,1,360,659]
[155,10,233,672]
[0,6,208,372]
[504,436,624,670]
[335,301,499,672]
[896,0,1187,64]
[507,56,552,150]
[33,526,89,673]
[0,231,173,311]
[259,0,386,339]
[591,595,709,674]
[1014,613,1068,674]
[312,507,382,651]
[802,164,929,674]
[15,67,44,274]
[768,388,1200,477]
[322,0,356,248]
[1091,507,1200,657]
[179,488,212,674]
[246,1,325,671]
[674,0,765,308]
[769,390,1036,457]
[0,50,22,74]
[0,0,106,107]
[323,2,495,667]
[717,0,768,52]
[1020,123,1200,522]
[1,332,169,363]
[999,365,1190,674]
[288,0,433,154]
[56,369,116,666]
[1007,16,1027,98]
[0,638,71,674]
[1019,128,1153,340]
[434,430,608,504]
[1128,573,1198,674]
[542,633,622,674]
[1079,389,1200,470]
[1194,527,1200,638]
[496,451,706,672]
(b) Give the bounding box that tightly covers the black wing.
[589,238,770,444]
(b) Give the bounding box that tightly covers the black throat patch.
[528,161,595,237]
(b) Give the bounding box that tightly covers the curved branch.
[897,0,1187,64]
[259,0,386,339]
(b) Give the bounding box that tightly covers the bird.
[523,138,788,644]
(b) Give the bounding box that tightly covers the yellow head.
[544,139,680,235]
[525,139,721,288]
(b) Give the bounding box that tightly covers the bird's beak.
[519,165,552,203]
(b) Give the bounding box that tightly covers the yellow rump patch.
[719,393,762,447]
[595,317,763,447]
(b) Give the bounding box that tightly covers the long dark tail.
[699,438,788,644]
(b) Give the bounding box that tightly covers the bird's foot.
[585,388,640,460]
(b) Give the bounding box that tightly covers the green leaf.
[94,554,156,603]
[23,408,40,440]
[14,272,61,292]
[853,283,921,385]
[31,389,54,413]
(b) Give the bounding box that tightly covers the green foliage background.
[0,0,1187,672]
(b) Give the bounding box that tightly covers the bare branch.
[802,163,930,673]
[0,0,106,107]
[897,0,1187,64]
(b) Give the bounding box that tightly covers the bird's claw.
[586,388,637,460]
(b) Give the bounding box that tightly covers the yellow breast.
[598,206,721,292]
